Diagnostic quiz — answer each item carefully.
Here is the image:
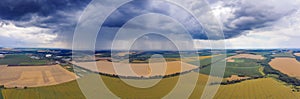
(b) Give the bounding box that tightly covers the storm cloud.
[0,0,300,49]
[212,0,300,38]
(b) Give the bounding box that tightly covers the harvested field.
[0,65,76,88]
[213,78,300,99]
[294,53,300,56]
[73,61,198,77]
[269,58,300,79]
[116,52,135,56]
[3,72,300,99]
[226,75,250,82]
[227,54,264,62]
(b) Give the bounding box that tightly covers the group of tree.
[98,68,199,80]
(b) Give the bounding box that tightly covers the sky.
[0,0,300,49]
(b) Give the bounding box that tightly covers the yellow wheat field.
[73,61,198,77]
[0,65,76,88]
[269,58,300,79]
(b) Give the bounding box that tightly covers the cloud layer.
[0,0,90,48]
[211,0,300,38]
[0,0,300,49]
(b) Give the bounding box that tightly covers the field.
[124,51,204,63]
[212,78,300,99]
[294,53,300,56]
[1,80,85,99]
[2,52,300,98]
[73,61,198,77]
[0,55,49,65]
[225,75,250,82]
[226,54,264,62]
[269,58,300,79]
[0,65,76,88]
[2,72,300,99]
[199,58,263,78]
[132,55,213,64]
[0,88,2,99]
[272,52,295,58]
[187,55,225,67]
[128,56,212,63]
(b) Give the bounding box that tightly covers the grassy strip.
[0,85,4,99]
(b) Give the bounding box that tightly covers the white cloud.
[0,21,65,48]
[194,9,300,49]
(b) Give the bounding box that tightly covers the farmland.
[197,56,264,78]
[0,55,50,65]
[73,61,198,77]
[2,50,300,98]
[294,53,300,57]
[2,72,300,99]
[272,52,295,58]
[194,54,265,78]
[0,65,76,88]
[269,58,300,79]
[0,88,2,99]
[226,54,264,62]
[187,54,226,67]
[212,78,300,99]
[122,51,202,63]
[1,80,85,99]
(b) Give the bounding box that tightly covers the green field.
[188,55,226,67]
[199,58,263,78]
[1,80,85,99]
[272,52,295,58]
[0,55,49,65]
[213,78,300,99]
[0,89,3,99]
[2,72,300,99]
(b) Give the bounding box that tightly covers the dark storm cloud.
[0,0,90,21]
[101,0,208,39]
[101,0,299,40]
[1,0,299,48]
[102,0,165,27]
[218,0,300,38]
[0,0,91,33]
[98,0,298,40]
[0,0,92,48]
